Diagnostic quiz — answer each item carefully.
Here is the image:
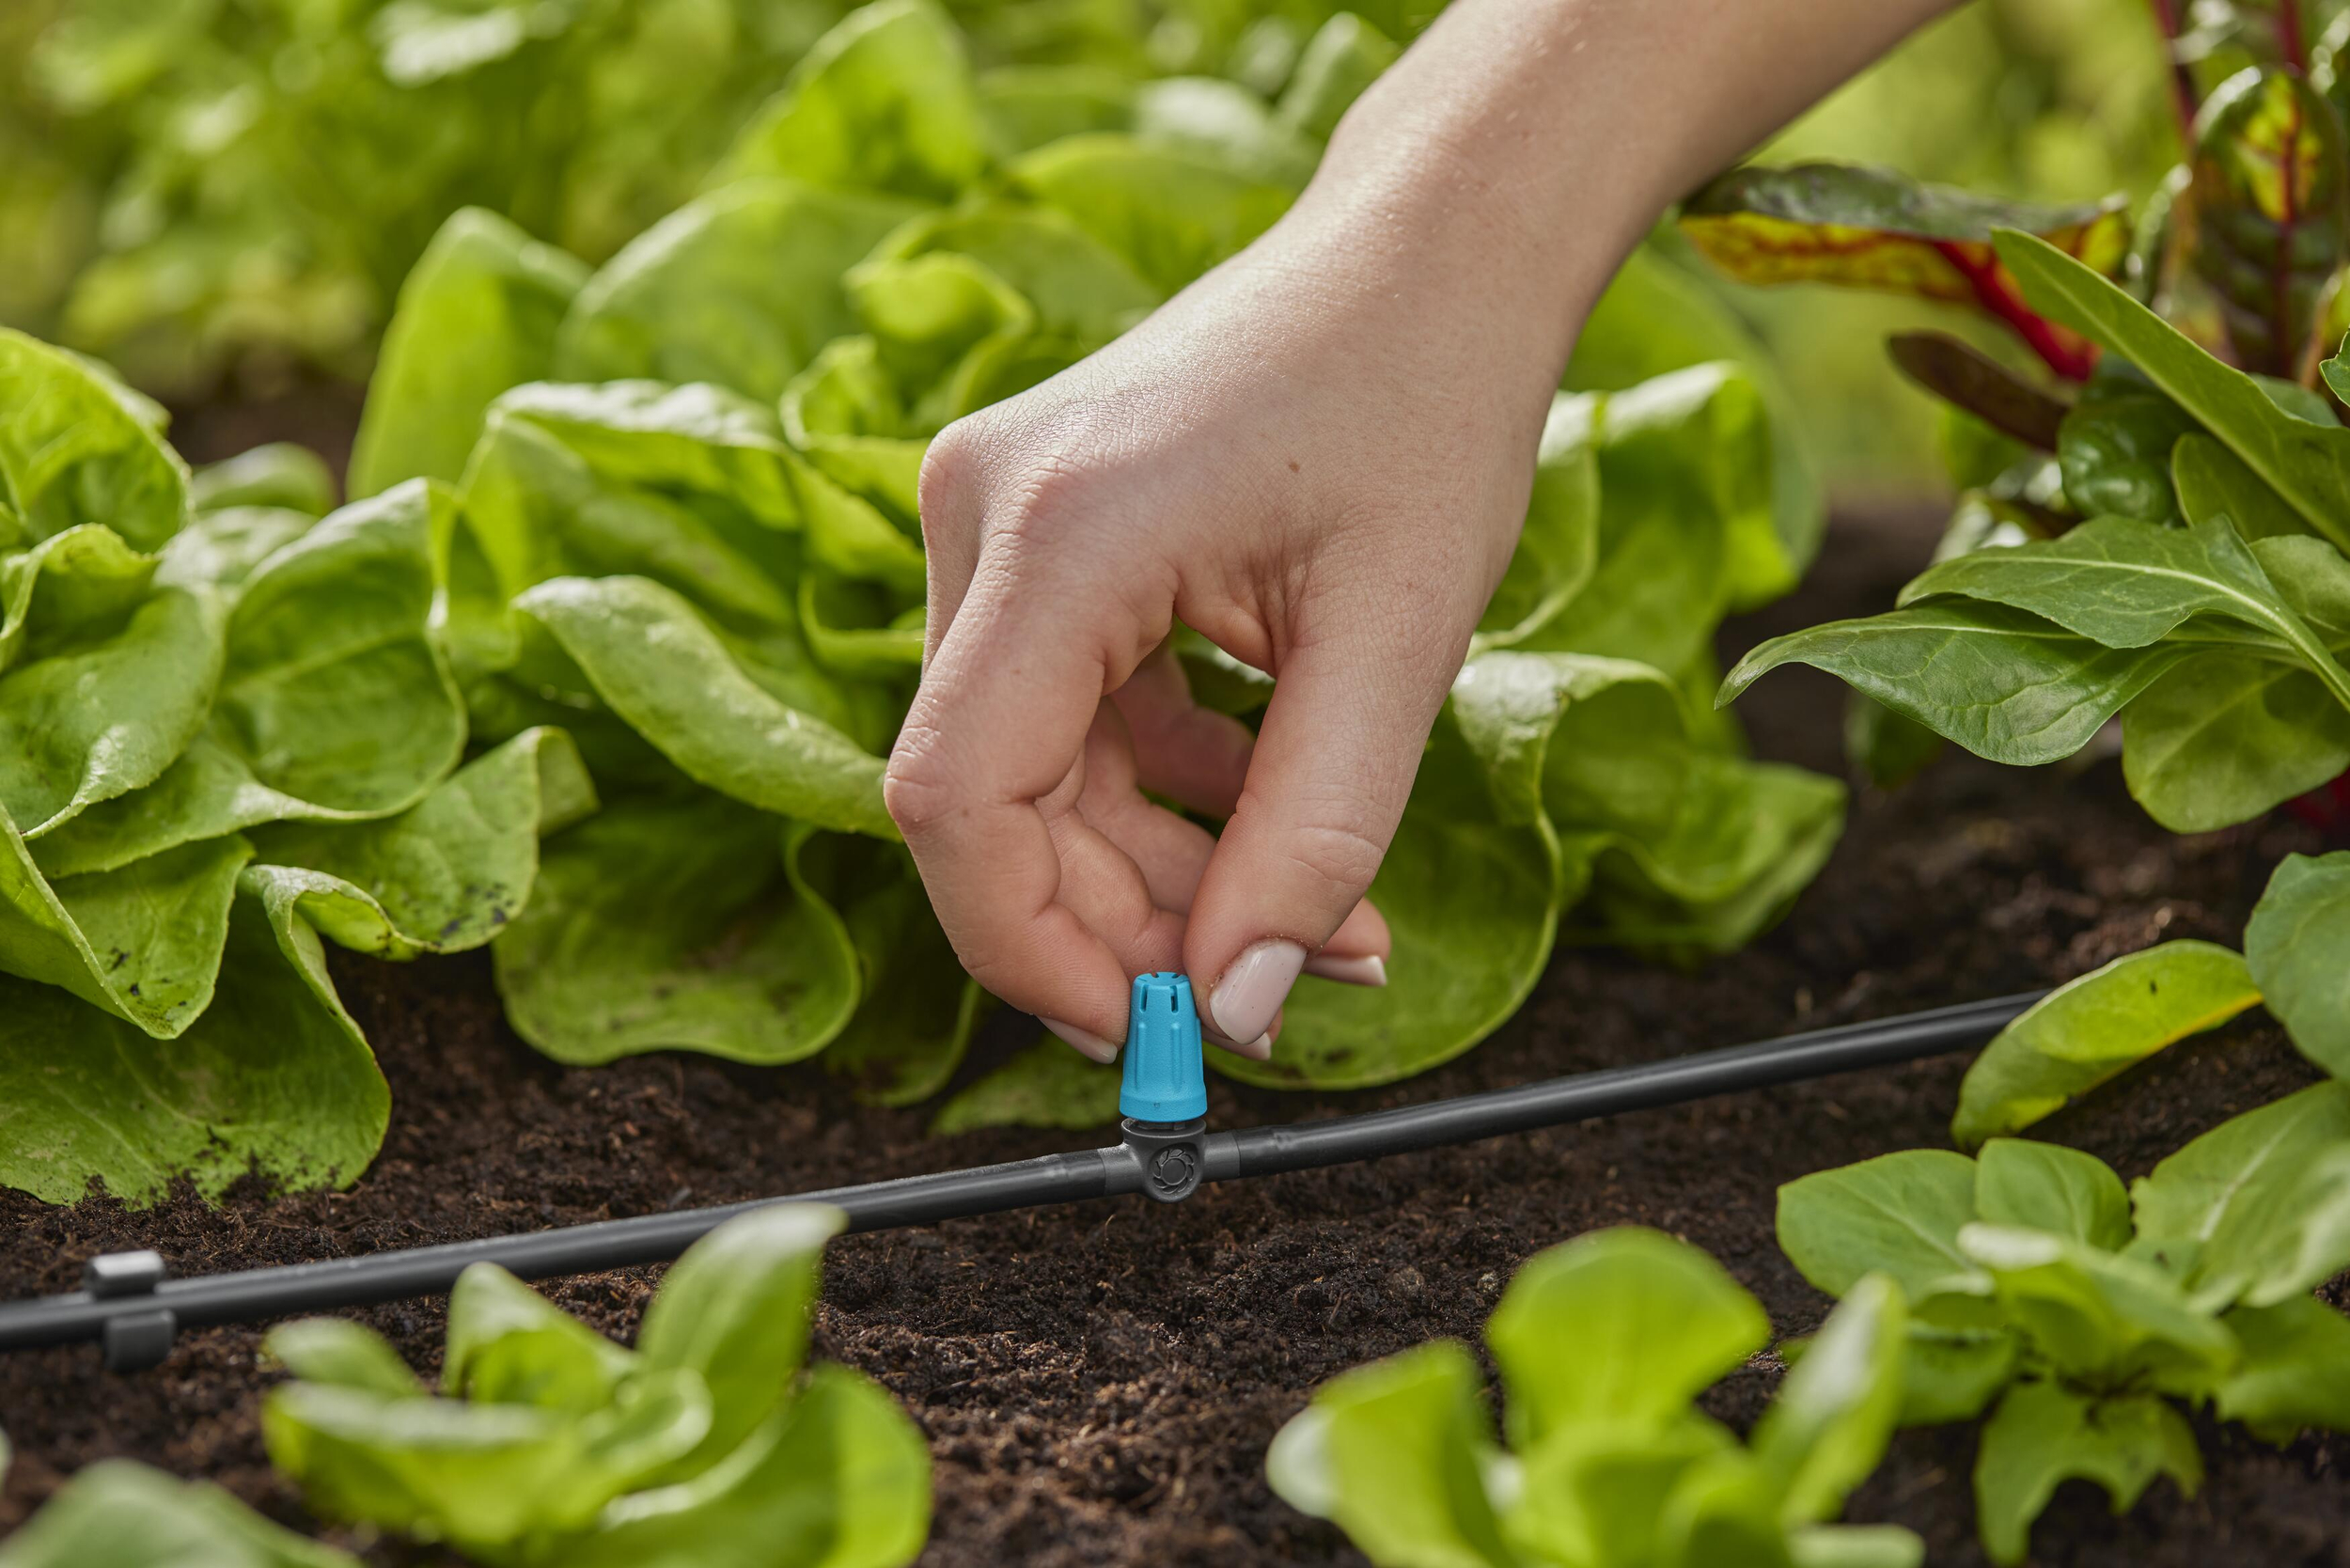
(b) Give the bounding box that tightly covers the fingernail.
[1211,1029,1274,1062]
[1209,939,1307,1046]
[1042,1018,1120,1063]
[1304,953,1386,988]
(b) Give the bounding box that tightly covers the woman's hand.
[887,197,1564,1058]
[887,0,1962,1058]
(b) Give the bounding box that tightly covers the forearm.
[1281,0,1966,384]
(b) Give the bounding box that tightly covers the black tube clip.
[85,1250,174,1372]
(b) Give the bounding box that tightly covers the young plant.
[1950,850,2350,1144]
[1778,1114,2350,1565]
[1266,1227,1921,1568]
[261,1202,930,1568]
[0,1457,357,1568]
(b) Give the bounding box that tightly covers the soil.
[2,475,2345,1567]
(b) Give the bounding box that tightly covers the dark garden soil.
[2,478,2345,1566]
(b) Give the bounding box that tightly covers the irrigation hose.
[0,991,2042,1372]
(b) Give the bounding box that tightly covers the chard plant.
[1266,1227,1922,1568]
[1778,1110,2350,1565]
[262,1203,930,1567]
[0,0,1852,1201]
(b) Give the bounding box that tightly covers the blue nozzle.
[1119,971,1207,1121]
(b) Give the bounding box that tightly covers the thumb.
[1183,630,1453,1048]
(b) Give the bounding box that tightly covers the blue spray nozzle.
[1120,971,1207,1122]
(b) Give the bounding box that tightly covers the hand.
[886,0,1963,1058]
[885,196,1564,1058]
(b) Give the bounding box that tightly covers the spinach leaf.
[1995,228,2350,554]
[1950,942,2260,1148]
[2244,851,2350,1076]
[929,1035,1122,1135]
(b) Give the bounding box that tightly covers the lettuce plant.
[262,1203,930,1568]
[1778,1113,2350,1564]
[1266,1227,1921,1568]
[0,1455,357,1568]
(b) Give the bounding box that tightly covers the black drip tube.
[0,991,2039,1371]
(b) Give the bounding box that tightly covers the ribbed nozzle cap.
[1120,971,1207,1121]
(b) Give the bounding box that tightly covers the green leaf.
[781,335,930,522]
[817,840,988,1106]
[1777,1150,1982,1301]
[1275,12,1401,141]
[1958,1224,2239,1391]
[191,443,337,517]
[2171,431,2311,543]
[491,793,860,1067]
[1684,163,2127,308]
[1471,395,1600,651]
[1892,1325,2019,1426]
[263,1384,604,1548]
[444,1262,638,1414]
[2129,1082,2350,1309]
[0,817,248,1036]
[30,482,469,873]
[2245,851,2350,1075]
[2187,67,2348,377]
[929,1035,1122,1135]
[241,727,595,959]
[557,180,923,404]
[1971,1140,2132,1250]
[0,326,188,551]
[157,507,318,593]
[0,522,157,676]
[1565,247,1825,598]
[348,209,588,500]
[637,1203,845,1480]
[2216,1295,2350,1441]
[854,201,1158,352]
[1786,1524,1925,1568]
[1996,228,2350,555]
[1011,133,1298,295]
[1971,1381,2201,1567]
[513,575,892,839]
[0,879,385,1204]
[0,580,221,837]
[2057,360,2198,524]
[2121,653,2350,831]
[263,1319,427,1400]
[1487,1228,1768,1450]
[1264,1340,1516,1568]
[1223,656,1568,1090]
[714,0,987,202]
[0,1459,359,1568]
[1132,76,1318,186]
[489,379,806,533]
[1502,1417,1735,1568]
[1752,1275,1908,1526]
[1950,943,2261,1147]
[1719,601,2191,768]
[1843,693,1945,791]
[561,1362,932,1568]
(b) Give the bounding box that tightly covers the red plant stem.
[1931,241,2100,382]
[2280,0,2309,73]
[2272,85,2305,376]
[2145,0,2201,135]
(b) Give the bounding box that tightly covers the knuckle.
[916,420,986,553]
[882,727,960,837]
